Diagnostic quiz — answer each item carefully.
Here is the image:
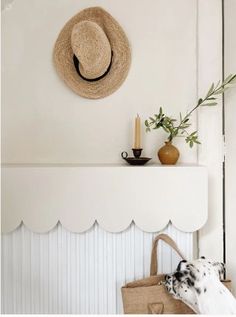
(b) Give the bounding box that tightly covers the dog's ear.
[218,262,225,278]
[177,260,187,272]
[210,261,225,279]
[221,262,225,270]
[174,271,184,281]
[164,274,172,282]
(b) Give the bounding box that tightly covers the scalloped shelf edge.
[1,216,208,234]
[2,165,208,234]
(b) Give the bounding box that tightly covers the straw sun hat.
[53,7,131,99]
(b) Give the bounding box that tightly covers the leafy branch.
[145,74,236,148]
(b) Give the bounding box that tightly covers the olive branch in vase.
[145,74,236,148]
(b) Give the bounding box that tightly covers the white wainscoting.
[1,222,193,314]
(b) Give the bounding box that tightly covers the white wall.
[225,0,236,294]
[2,0,198,164]
[1,0,200,313]
[197,0,223,262]
[1,0,228,313]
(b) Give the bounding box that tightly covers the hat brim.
[53,7,131,99]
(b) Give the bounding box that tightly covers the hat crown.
[53,7,131,99]
[71,21,111,79]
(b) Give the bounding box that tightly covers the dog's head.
[164,258,225,298]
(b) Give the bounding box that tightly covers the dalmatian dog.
[164,257,236,314]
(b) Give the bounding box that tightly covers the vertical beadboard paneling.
[1,223,193,314]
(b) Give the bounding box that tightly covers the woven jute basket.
[121,234,232,314]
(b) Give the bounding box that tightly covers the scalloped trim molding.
[2,165,208,233]
[2,218,207,234]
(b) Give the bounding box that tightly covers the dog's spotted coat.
[164,257,236,314]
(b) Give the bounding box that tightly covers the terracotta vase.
[158,141,180,165]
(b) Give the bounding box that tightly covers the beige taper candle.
[134,114,141,149]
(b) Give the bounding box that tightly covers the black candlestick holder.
[132,148,143,159]
[121,148,151,166]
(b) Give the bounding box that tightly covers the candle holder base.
[121,149,151,165]
[132,148,143,159]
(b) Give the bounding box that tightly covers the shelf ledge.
[2,165,208,233]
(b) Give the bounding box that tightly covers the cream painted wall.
[2,0,230,312]
[2,0,198,164]
[2,0,226,263]
[1,1,200,313]
[225,0,236,294]
[197,0,223,263]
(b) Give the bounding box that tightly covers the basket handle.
[150,233,186,276]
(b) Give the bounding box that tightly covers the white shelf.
[2,163,205,167]
[2,165,208,233]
